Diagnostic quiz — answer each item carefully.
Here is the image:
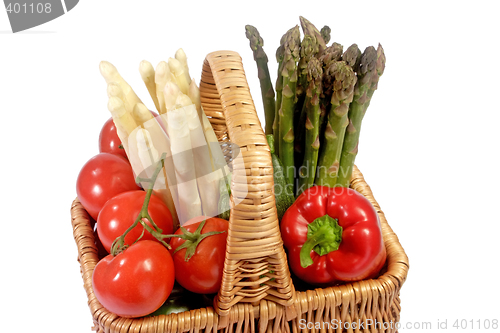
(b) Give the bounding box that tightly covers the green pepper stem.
[299,214,343,268]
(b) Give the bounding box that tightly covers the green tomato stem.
[163,220,225,261]
[110,153,167,256]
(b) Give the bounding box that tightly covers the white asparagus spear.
[168,57,191,95]
[155,61,175,114]
[175,48,190,75]
[175,92,193,108]
[188,79,203,121]
[133,103,171,163]
[164,81,181,113]
[188,79,230,176]
[184,104,220,217]
[107,96,139,163]
[100,61,142,109]
[107,96,138,138]
[139,60,161,113]
[107,82,135,117]
[132,102,154,125]
[174,49,192,94]
[166,108,202,224]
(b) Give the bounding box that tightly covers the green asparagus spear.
[294,35,320,175]
[294,18,326,167]
[321,43,344,96]
[267,135,295,221]
[336,46,378,187]
[363,43,386,116]
[299,16,327,55]
[278,26,301,187]
[342,44,362,69]
[274,27,295,155]
[296,35,319,98]
[316,61,357,187]
[245,25,276,135]
[319,42,344,131]
[296,17,325,98]
[274,45,284,155]
[297,57,323,195]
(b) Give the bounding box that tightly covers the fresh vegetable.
[217,174,231,221]
[320,25,331,45]
[147,283,213,317]
[166,105,203,222]
[315,61,357,186]
[139,60,161,112]
[107,152,173,255]
[99,117,127,159]
[280,186,386,286]
[96,190,174,253]
[99,49,229,227]
[169,218,228,294]
[318,42,343,131]
[245,17,385,194]
[278,25,300,188]
[148,292,200,316]
[336,45,385,187]
[267,135,294,221]
[297,57,323,195]
[296,17,325,108]
[273,30,285,155]
[92,240,175,318]
[245,25,276,135]
[76,152,140,220]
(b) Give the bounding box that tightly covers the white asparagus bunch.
[100,61,180,228]
[100,48,229,227]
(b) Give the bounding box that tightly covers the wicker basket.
[71,50,409,333]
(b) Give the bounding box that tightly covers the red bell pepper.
[280,186,386,286]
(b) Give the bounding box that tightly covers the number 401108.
[6,2,52,14]
[453,319,498,330]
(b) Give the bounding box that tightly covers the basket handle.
[200,51,295,316]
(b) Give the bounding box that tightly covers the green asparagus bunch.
[245,16,386,200]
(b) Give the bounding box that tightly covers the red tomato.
[169,218,228,294]
[99,117,127,159]
[76,153,141,220]
[97,190,174,253]
[92,240,175,318]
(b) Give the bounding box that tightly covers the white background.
[1,1,499,332]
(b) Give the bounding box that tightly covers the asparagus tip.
[245,25,263,49]
[320,25,331,44]
[342,44,362,70]
[299,16,327,53]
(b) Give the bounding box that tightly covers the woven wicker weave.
[71,50,409,333]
